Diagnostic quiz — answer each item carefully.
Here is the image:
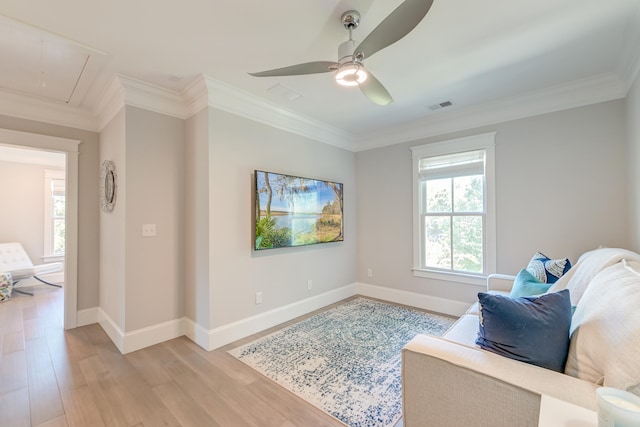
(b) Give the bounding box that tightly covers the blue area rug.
[228,297,455,427]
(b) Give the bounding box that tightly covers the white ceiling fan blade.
[249,61,339,77]
[355,0,434,59]
[359,71,393,105]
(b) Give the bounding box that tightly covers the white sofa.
[402,247,640,427]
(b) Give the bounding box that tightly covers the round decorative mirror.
[101,160,117,213]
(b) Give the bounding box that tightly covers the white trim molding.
[0,128,80,330]
[94,73,355,150]
[3,65,636,153]
[355,72,628,151]
[86,281,474,353]
[410,132,497,286]
[186,75,355,151]
[95,74,187,130]
[97,308,185,354]
[77,307,100,327]
[0,87,99,132]
[355,282,471,317]
[191,284,358,351]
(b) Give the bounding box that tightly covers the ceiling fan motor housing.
[341,10,361,30]
[338,39,357,62]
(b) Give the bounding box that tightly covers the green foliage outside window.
[423,175,483,273]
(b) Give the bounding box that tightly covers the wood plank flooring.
[0,288,405,427]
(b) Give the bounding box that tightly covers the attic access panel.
[0,15,105,105]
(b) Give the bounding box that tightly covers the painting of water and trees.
[255,170,344,250]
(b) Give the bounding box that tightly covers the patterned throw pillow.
[526,252,571,284]
[0,272,12,302]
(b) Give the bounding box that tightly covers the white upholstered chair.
[0,242,62,295]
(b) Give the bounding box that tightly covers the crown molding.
[182,75,210,117]
[94,74,188,130]
[90,73,356,150]
[2,60,636,152]
[192,75,355,151]
[94,74,126,130]
[617,1,640,91]
[0,87,98,132]
[354,72,629,151]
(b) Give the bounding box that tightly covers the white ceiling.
[0,144,65,167]
[0,0,639,150]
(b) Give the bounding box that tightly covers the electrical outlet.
[367,268,373,277]
[307,279,313,290]
[142,224,156,237]
[255,292,263,305]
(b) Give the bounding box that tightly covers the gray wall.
[124,106,185,331]
[100,108,127,329]
[627,72,640,252]
[100,106,186,332]
[1,76,636,341]
[356,100,629,305]
[184,107,211,329]
[204,107,357,329]
[0,115,100,310]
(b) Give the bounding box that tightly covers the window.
[44,170,65,261]
[411,133,496,286]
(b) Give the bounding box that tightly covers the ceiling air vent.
[267,83,303,101]
[428,100,454,111]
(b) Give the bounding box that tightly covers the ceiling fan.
[249,0,434,106]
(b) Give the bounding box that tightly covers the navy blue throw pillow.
[476,289,572,372]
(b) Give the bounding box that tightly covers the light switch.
[142,224,156,237]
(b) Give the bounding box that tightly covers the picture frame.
[254,170,343,250]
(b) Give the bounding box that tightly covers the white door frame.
[0,128,80,329]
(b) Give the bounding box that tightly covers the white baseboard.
[76,307,99,327]
[80,282,470,354]
[183,317,211,349]
[96,308,185,354]
[199,283,358,351]
[356,282,470,317]
[121,318,185,354]
[97,309,125,353]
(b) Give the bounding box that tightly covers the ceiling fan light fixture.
[335,63,367,87]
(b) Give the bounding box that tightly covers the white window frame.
[411,132,496,287]
[44,169,65,262]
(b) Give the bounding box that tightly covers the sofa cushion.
[476,289,572,372]
[526,252,571,284]
[565,260,640,395]
[441,314,480,347]
[548,247,640,306]
[509,269,553,298]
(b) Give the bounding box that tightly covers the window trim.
[410,132,496,287]
[43,169,65,262]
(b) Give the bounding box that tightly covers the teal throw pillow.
[526,252,571,284]
[509,269,553,298]
[476,289,572,372]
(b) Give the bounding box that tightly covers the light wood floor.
[0,287,405,427]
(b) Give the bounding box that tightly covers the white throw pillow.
[565,259,640,395]
[548,247,640,305]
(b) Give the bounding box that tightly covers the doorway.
[0,128,79,329]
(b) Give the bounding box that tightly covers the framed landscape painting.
[254,170,344,250]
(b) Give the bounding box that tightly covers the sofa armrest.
[402,335,598,427]
[487,273,516,293]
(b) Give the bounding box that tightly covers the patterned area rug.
[228,297,456,427]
